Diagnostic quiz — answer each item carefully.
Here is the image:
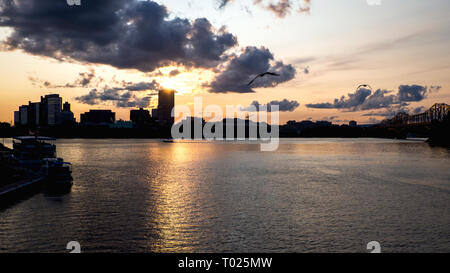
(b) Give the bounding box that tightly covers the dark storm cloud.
[397,85,441,102]
[359,89,397,110]
[75,80,160,108]
[209,46,296,93]
[0,0,237,72]
[306,85,437,112]
[241,99,300,112]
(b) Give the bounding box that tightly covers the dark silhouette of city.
[1,92,448,146]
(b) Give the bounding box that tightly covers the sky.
[0,0,449,125]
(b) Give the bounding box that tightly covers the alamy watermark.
[367,241,381,253]
[171,97,279,151]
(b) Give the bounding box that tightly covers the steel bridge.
[407,103,450,124]
[381,103,449,126]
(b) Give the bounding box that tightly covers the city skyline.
[0,0,449,125]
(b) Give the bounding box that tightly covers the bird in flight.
[248,72,280,86]
[357,84,372,90]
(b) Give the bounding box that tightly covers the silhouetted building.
[80,110,115,125]
[63,102,71,112]
[27,102,40,128]
[130,108,151,124]
[56,102,75,125]
[316,120,332,127]
[282,119,332,135]
[158,89,175,126]
[349,120,357,127]
[14,111,20,127]
[40,94,62,126]
[13,94,74,128]
[19,105,28,126]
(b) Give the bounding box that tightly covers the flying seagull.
[357,84,372,90]
[248,72,280,86]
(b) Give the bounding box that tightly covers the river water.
[0,138,449,253]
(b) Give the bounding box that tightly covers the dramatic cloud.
[75,80,160,108]
[209,46,296,93]
[0,0,238,72]
[306,85,438,112]
[241,99,300,112]
[306,88,371,109]
[397,85,427,102]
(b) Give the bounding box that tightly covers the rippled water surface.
[1,138,449,253]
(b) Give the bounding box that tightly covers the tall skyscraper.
[158,89,175,126]
[40,94,62,126]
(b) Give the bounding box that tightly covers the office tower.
[158,89,175,126]
[40,94,62,126]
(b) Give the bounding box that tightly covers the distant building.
[27,102,40,128]
[158,89,175,126]
[130,108,151,124]
[13,94,73,128]
[40,94,62,126]
[14,111,20,127]
[56,102,76,125]
[80,110,115,125]
[63,102,71,112]
[316,120,332,127]
[282,119,332,135]
[19,105,28,126]
[349,120,357,127]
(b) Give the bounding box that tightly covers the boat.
[162,139,174,143]
[12,136,57,170]
[12,136,73,192]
